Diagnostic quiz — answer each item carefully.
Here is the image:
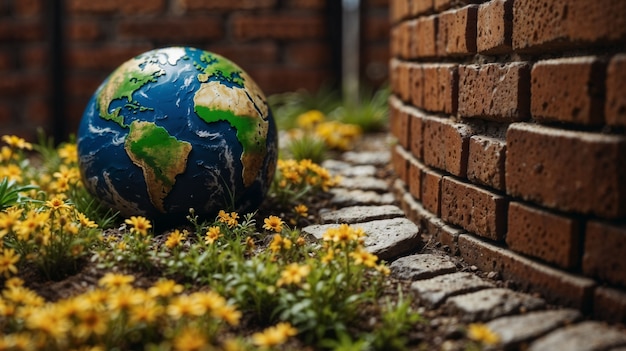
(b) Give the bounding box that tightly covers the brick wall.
[389,0,626,323]
[1,0,390,140]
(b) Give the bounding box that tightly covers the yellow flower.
[167,294,205,320]
[106,288,144,314]
[263,215,284,233]
[350,248,378,267]
[204,226,222,245]
[252,322,298,348]
[26,305,70,338]
[0,207,22,238]
[173,326,208,351]
[129,299,163,325]
[213,304,242,326]
[125,216,152,236]
[321,248,335,264]
[294,204,308,217]
[165,229,186,249]
[296,109,325,129]
[217,210,239,228]
[277,263,310,287]
[57,143,78,164]
[98,272,135,289]
[322,224,362,245]
[0,248,20,278]
[467,323,500,345]
[2,135,32,150]
[0,164,22,182]
[76,212,98,229]
[74,308,109,339]
[148,279,184,298]
[4,277,24,288]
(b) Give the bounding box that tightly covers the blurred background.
[0,0,390,142]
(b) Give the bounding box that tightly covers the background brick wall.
[390,0,626,322]
[1,0,390,141]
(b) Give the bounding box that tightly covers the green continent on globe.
[125,121,192,213]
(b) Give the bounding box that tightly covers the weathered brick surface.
[408,157,424,200]
[458,62,530,121]
[407,105,425,159]
[531,57,606,125]
[513,0,626,51]
[423,115,473,176]
[411,0,433,16]
[118,18,224,41]
[436,5,478,56]
[392,145,410,184]
[583,220,626,287]
[408,63,424,108]
[411,16,437,58]
[506,123,626,219]
[177,0,276,11]
[477,0,512,54]
[593,287,626,324]
[421,166,443,217]
[421,63,458,113]
[507,202,581,270]
[232,14,326,40]
[467,135,506,191]
[441,176,507,241]
[606,54,626,126]
[459,234,596,311]
[389,95,410,148]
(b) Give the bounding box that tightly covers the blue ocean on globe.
[77,47,278,224]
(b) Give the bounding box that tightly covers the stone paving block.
[339,176,389,193]
[342,151,391,166]
[338,165,378,177]
[528,321,626,351]
[411,272,494,307]
[486,309,581,348]
[445,288,545,322]
[389,253,457,281]
[320,205,405,224]
[329,188,396,207]
[302,218,421,261]
[320,159,351,173]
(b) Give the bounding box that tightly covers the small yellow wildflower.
[125,216,152,236]
[204,226,222,245]
[4,277,24,288]
[129,299,163,325]
[245,236,256,250]
[76,212,98,229]
[350,248,378,268]
[0,164,22,182]
[106,289,144,314]
[74,308,109,339]
[173,326,208,351]
[252,322,298,348]
[0,207,22,238]
[57,143,78,164]
[218,210,239,228]
[98,273,135,289]
[263,215,284,233]
[45,195,70,210]
[294,204,308,217]
[2,135,32,150]
[26,305,70,338]
[213,303,242,326]
[277,263,310,287]
[148,279,184,298]
[0,248,20,278]
[467,323,500,345]
[165,229,186,249]
[296,109,325,129]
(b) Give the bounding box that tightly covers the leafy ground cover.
[0,88,501,350]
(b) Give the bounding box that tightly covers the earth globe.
[77,47,278,225]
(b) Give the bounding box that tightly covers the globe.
[77,47,278,224]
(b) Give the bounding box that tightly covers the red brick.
[411,0,433,16]
[441,176,507,241]
[0,20,44,41]
[408,105,425,159]
[66,45,153,71]
[408,156,424,200]
[408,63,423,108]
[390,0,410,24]
[363,13,390,42]
[389,96,410,148]
[477,0,512,54]
[507,202,581,269]
[422,64,458,114]
[67,0,165,14]
[287,0,326,9]
[437,5,478,56]
[232,14,326,41]
[458,62,530,122]
[0,52,12,71]
[594,287,626,324]
[177,0,276,11]
[411,16,437,58]
[66,75,104,98]
[467,135,506,191]
[396,61,411,103]
[245,67,331,94]
[398,21,413,59]
[513,0,626,52]
[606,54,626,127]
[458,234,596,312]
[434,0,481,12]
[118,18,224,41]
[13,0,43,17]
[583,221,626,287]
[531,57,605,125]
[389,59,401,96]
[285,42,331,67]
[423,115,473,177]
[421,166,444,216]
[67,20,102,41]
[392,145,411,184]
[506,123,626,219]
